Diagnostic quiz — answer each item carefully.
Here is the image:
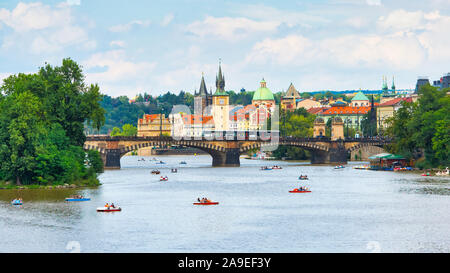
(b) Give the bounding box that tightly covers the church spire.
[391,76,396,91]
[199,72,208,96]
[214,59,227,96]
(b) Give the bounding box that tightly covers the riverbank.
[0,178,101,190]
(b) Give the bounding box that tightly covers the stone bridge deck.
[84,135,391,169]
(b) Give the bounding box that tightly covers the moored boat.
[272,166,282,170]
[151,170,161,174]
[160,176,168,181]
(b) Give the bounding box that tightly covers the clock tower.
[212,60,229,132]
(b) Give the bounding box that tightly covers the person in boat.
[111,203,115,208]
[105,203,109,207]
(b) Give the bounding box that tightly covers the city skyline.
[1,0,450,97]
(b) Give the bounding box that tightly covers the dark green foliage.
[386,85,449,167]
[0,59,105,185]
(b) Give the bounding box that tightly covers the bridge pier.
[103,149,121,170]
[210,149,240,167]
[311,146,348,165]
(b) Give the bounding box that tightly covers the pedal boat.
[97,207,122,212]
[193,201,219,205]
[289,189,311,193]
[65,197,90,202]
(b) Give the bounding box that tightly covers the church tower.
[194,73,211,116]
[212,60,229,132]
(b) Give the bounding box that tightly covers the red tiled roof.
[182,115,213,125]
[321,106,370,115]
[378,97,412,107]
[307,107,329,115]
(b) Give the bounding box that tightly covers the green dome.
[253,79,275,101]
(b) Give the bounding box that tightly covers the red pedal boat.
[289,189,311,193]
[193,202,219,205]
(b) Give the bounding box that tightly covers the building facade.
[376,97,413,131]
[137,114,172,137]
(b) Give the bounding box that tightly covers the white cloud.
[0,2,94,54]
[245,35,315,65]
[345,16,368,28]
[161,13,174,26]
[234,4,329,28]
[377,10,450,61]
[0,2,71,32]
[246,32,426,70]
[366,0,382,6]
[110,40,126,48]
[83,50,157,96]
[186,16,280,40]
[66,0,81,6]
[109,20,150,32]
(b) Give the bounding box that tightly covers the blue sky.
[1,0,450,97]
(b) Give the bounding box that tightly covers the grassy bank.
[0,177,101,190]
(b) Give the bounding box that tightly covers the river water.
[0,155,449,253]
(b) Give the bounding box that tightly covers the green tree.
[0,59,105,186]
[121,124,137,136]
[386,85,449,167]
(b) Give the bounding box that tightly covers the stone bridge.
[84,133,391,169]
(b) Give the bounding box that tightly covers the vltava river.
[1,155,449,253]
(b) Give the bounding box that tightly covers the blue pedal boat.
[65,198,91,202]
[11,200,23,206]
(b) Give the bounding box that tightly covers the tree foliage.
[386,85,449,167]
[110,124,137,136]
[0,59,105,185]
[273,108,315,160]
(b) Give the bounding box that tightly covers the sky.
[1,0,450,98]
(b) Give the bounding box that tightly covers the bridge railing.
[85,134,392,144]
[86,130,281,142]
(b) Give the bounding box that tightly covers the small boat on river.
[171,169,178,173]
[289,188,311,193]
[157,161,166,164]
[97,204,121,212]
[11,199,23,206]
[334,165,345,169]
[65,195,90,202]
[151,170,161,174]
[272,166,282,170]
[193,201,219,205]
[180,161,187,165]
[260,166,272,171]
[160,176,168,181]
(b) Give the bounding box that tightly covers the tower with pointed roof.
[194,73,212,116]
[391,76,396,92]
[212,60,230,132]
[381,75,397,104]
[281,82,300,111]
